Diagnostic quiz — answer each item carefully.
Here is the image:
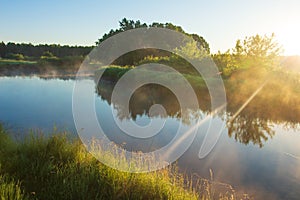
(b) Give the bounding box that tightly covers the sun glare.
[276,23,300,56]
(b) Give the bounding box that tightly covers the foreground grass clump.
[0,125,201,200]
[0,175,27,200]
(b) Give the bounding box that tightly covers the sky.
[1,0,300,55]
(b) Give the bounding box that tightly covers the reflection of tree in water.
[97,81,180,119]
[96,80,207,124]
[127,84,181,120]
[227,114,275,147]
[96,78,299,148]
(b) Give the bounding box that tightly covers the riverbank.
[0,125,239,200]
[2,62,300,126]
[0,59,97,78]
[0,59,78,77]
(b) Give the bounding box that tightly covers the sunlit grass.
[0,175,27,200]
[0,125,239,200]
[97,65,208,88]
[0,125,238,200]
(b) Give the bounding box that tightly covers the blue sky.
[1,0,300,55]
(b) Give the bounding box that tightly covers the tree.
[233,33,283,69]
[212,50,238,77]
[0,42,6,58]
[42,51,55,58]
[189,34,210,54]
[6,53,24,60]
[214,33,283,77]
[175,39,208,60]
[0,42,91,58]
[96,18,210,58]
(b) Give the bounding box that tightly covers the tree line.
[98,18,283,77]
[0,42,93,60]
[0,18,284,77]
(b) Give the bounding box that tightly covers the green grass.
[0,124,238,200]
[98,65,207,88]
[0,175,27,200]
[0,125,239,200]
[0,59,37,66]
[96,65,133,81]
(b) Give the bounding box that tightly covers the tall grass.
[0,126,193,200]
[0,125,238,200]
[0,175,27,200]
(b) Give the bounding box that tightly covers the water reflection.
[1,76,300,199]
[97,81,183,120]
[94,77,300,199]
[96,79,299,148]
[228,115,275,147]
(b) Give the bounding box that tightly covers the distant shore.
[0,59,93,78]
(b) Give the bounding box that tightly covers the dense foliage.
[96,18,210,54]
[212,33,283,76]
[0,42,92,59]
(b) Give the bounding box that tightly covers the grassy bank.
[0,59,37,66]
[0,58,82,77]
[0,125,237,200]
[97,65,207,88]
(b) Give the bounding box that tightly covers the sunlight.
[2,0,300,198]
[276,23,300,56]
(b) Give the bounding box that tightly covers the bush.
[5,53,25,60]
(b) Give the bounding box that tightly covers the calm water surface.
[0,76,300,200]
